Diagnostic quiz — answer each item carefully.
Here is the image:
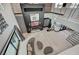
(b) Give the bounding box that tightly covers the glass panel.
[5,32,19,55]
[11,33,19,49]
[5,43,16,55]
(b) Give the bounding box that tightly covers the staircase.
[66,32,79,46]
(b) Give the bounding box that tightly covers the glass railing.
[1,26,25,55]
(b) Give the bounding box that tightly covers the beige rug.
[20,29,73,55]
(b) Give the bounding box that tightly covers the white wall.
[1,3,19,29]
[0,3,20,53]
